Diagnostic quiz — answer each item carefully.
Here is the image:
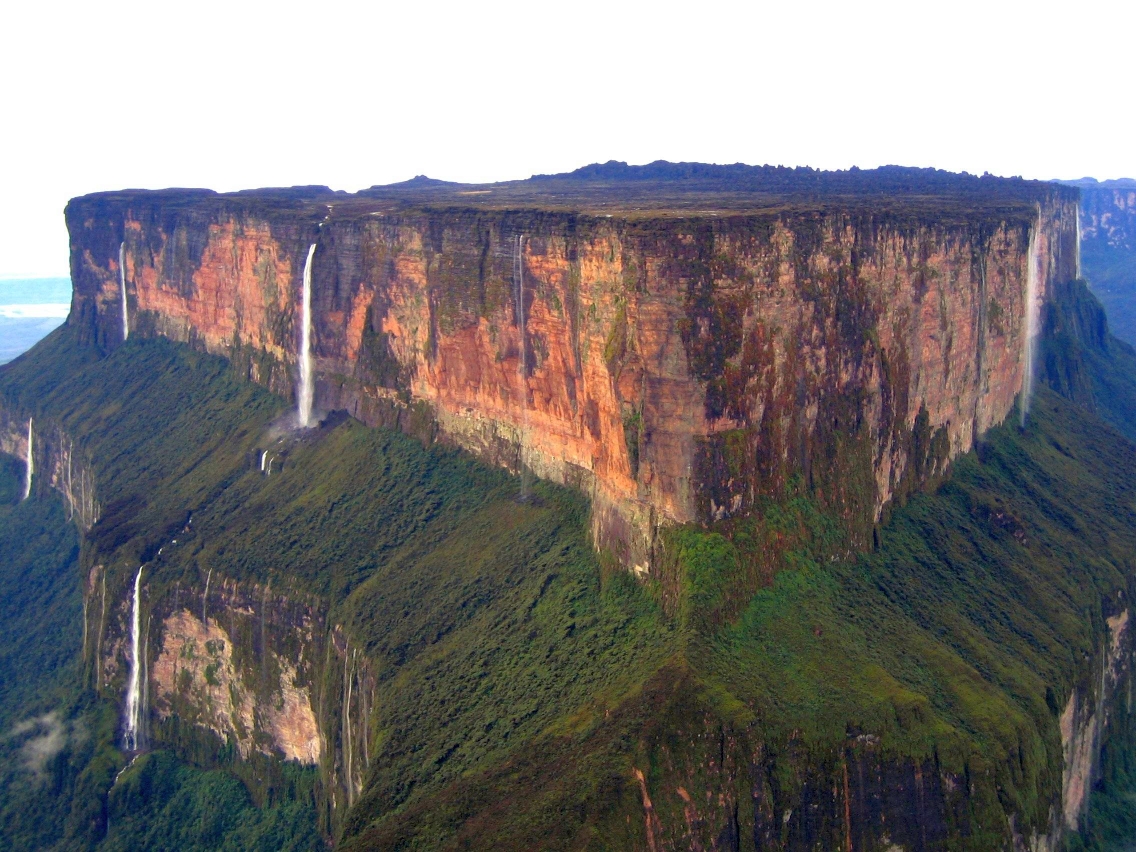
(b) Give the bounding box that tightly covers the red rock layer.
[66,193,1079,566]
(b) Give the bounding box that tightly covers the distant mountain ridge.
[1057,176,1136,189]
[1058,177,1136,345]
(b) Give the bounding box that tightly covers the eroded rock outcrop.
[86,564,375,834]
[150,608,320,764]
[0,407,100,528]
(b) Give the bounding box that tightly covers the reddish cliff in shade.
[64,165,1081,566]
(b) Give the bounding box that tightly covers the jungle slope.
[0,277,1135,849]
[341,315,1136,849]
[0,327,673,849]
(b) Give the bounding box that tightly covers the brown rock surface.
[65,170,1080,564]
[152,608,320,764]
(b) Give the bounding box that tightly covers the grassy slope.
[0,455,81,728]
[0,328,674,849]
[2,293,1136,848]
[0,333,324,851]
[339,384,1136,850]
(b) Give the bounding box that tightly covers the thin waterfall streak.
[260,584,269,681]
[97,572,106,689]
[22,418,33,500]
[298,243,317,427]
[142,614,150,746]
[349,650,358,797]
[119,242,129,341]
[124,568,143,751]
[65,442,74,520]
[515,235,531,500]
[318,640,333,769]
[343,643,353,804]
[1076,206,1083,280]
[1021,214,1041,427]
[260,450,267,472]
[202,568,212,624]
[362,680,370,767]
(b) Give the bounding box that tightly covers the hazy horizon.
[0,277,70,364]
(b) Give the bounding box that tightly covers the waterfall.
[119,242,129,341]
[297,243,317,427]
[260,450,267,472]
[1020,217,1041,427]
[343,644,354,805]
[514,235,531,501]
[123,567,143,751]
[1076,207,1083,280]
[96,572,106,689]
[22,418,33,500]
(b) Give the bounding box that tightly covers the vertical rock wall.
[65,187,1079,565]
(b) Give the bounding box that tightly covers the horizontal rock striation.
[65,168,1080,565]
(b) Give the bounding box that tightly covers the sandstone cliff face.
[1054,610,1130,837]
[150,606,320,764]
[1080,184,1136,253]
[65,183,1079,565]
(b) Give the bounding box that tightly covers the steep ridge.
[65,166,1079,567]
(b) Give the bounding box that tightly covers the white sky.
[1,0,1132,277]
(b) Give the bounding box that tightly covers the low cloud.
[7,712,67,781]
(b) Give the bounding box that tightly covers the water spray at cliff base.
[296,242,317,428]
[1020,220,1041,428]
[123,567,144,751]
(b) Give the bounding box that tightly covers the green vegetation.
[340,371,1136,845]
[0,455,81,727]
[4,261,1136,849]
[1083,239,1136,348]
[0,328,676,847]
[0,416,321,851]
[102,751,321,852]
[0,457,84,849]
